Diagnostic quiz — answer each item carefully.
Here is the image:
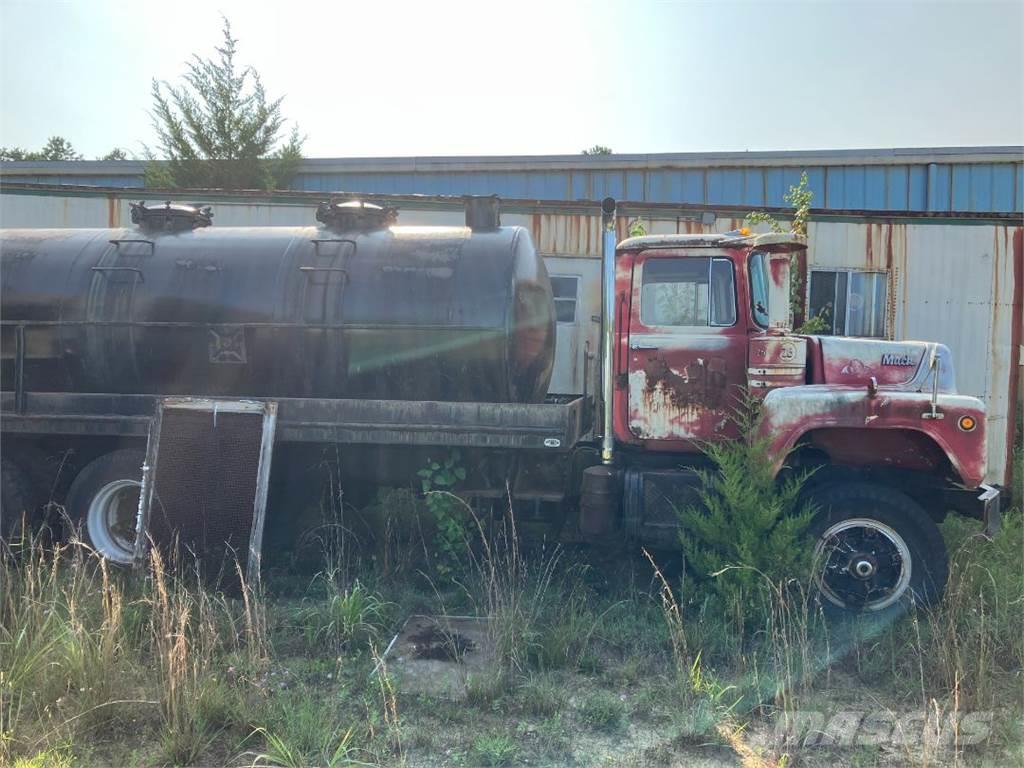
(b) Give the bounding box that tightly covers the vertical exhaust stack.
[465,195,501,230]
[579,197,621,540]
[599,197,617,464]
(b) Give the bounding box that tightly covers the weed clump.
[578,690,626,732]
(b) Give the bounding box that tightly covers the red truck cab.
[583,216,1000,613]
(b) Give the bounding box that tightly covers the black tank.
[0,201,555,403]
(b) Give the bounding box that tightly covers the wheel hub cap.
[814,518,912,611]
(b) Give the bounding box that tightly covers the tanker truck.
[0,196,1002,613]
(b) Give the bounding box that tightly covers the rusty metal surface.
[759,386,989,488]
[748,336,807,393]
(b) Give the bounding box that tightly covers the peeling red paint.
[641,355,727,410]
[759,386,988,487]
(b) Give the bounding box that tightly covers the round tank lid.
[130,201,213,231]
[316,199,398,231]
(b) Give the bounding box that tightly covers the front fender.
[759,385,987,487]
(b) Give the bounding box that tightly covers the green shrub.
[675,399,815,627]
[470,732,519,766]
[297,578,389,653]
[516,673,566,717]
[578,690,625,731]
[464,671,509,709]
[418,451,469,581]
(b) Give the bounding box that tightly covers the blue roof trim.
[2,148,1021,213]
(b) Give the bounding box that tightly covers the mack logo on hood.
[881,353,917,367]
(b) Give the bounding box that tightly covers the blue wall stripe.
[951,165,971,211]
[908,166,927,211]
[743,169,764,206]
[864,167,886,209]
[5,161,1022,213]
[990,165,1014,213]
[969,164,993,212]
[764,168,785,206]
[885,166,908,209]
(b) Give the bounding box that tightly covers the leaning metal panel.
[133,398,276,587]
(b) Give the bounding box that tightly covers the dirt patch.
[408,624,477,661]
[386,615,495,699]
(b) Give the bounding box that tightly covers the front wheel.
[809,482,948,614]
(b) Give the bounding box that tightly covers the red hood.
[812,336,957,392]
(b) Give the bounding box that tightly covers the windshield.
[749,252,770,328]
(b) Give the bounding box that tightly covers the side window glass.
[640,257,736,327]
[808,270,887,337]
[749,252,770,328]
[549,275,578,323]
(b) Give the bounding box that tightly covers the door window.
[640,257,736,328]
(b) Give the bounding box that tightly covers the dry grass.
[1,504,1020,767]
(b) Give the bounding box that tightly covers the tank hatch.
[130,201,213,231]
[316,200,398,231]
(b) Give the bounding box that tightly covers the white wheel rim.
[86,479,140,564]
[814,517,913,611]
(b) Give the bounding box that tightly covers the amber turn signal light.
[957,415,977,432]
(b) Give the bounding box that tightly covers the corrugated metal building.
[1,146,1021,486]
[2,146,1022,213]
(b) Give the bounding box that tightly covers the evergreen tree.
[148,17,304,190]
[676,398,815,623]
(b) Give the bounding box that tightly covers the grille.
[144,402,273,587]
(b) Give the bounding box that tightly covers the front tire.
[809,482,948,614]
[65,449,145,565]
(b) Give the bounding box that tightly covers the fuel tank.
[0,201,556,403]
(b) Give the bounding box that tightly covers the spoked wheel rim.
[814,517,912,611]
[86,479,141,564]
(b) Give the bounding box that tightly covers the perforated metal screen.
[138,400,275,587]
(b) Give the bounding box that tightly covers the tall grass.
[0,531,268,765]
[459,495,561,678]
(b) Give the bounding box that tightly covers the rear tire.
[809,482,948,616]
[65,449,146,565]
[1,458,33,542]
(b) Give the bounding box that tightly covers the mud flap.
[978,484,1002,538]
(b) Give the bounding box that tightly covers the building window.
[549,275,579,324]
[640,257,736,328]
[808,270,887,337]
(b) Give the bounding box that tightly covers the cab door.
[626,250,747,445]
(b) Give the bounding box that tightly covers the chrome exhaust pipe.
[600,197,617,464]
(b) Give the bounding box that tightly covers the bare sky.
[1,0,1022,159]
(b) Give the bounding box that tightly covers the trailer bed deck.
[0,392,591,452]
